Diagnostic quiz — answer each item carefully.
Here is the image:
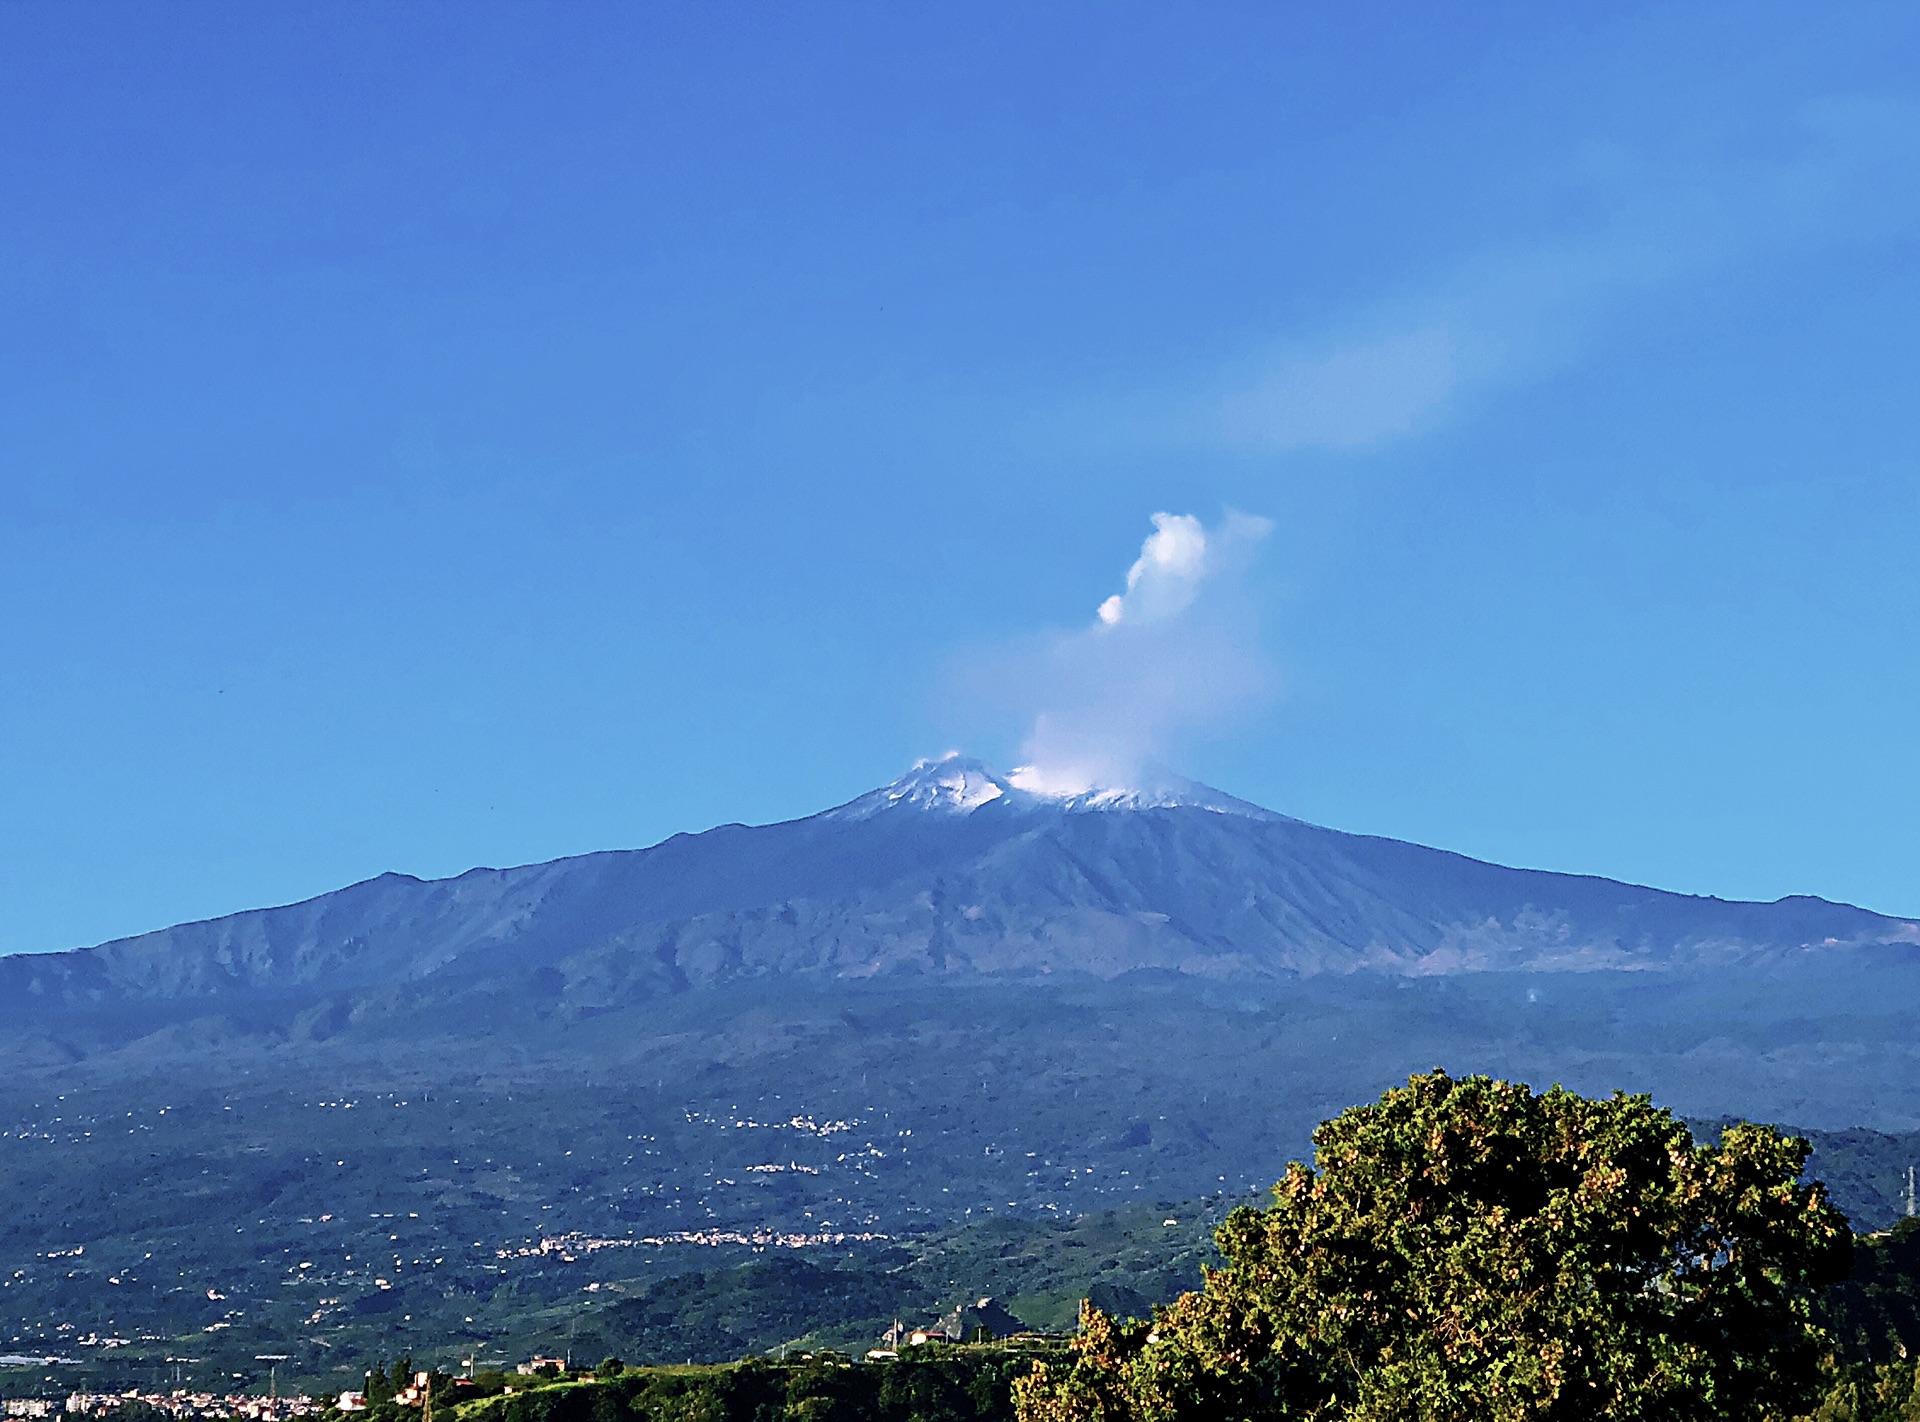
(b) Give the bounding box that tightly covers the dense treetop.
[1017,1070,1852,1422]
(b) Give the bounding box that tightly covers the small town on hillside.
[0,1296,1055,1420]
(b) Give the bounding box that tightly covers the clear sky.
[3,2,1918,954]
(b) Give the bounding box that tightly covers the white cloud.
[985,511,1273,796]
[1095,511,1212,626]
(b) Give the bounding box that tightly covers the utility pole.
[1907,1165,1915,1218]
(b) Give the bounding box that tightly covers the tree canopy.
[1015,1070,1851,1422]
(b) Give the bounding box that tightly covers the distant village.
[0,1296,1056,1420]
[8,1394,319,1420]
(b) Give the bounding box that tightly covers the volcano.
[5,753,1912,1023]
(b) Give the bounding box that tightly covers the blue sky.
[3,2,1917,953]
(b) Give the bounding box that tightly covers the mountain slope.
[4,755,1912,1025]
[5,758,1920,1381]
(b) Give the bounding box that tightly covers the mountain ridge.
[4,757,1913,1024]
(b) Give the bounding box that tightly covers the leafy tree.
[1821,1217,1920,1366]
[1809,1219,1920,1421]
[1016,1070,1852,1422]
[1806,1359,1920,1422]
[597,1356,625,1378]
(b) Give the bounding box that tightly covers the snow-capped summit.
[822,754,1022,820]
[823,752,1287,823]
[1013,768,1290,822]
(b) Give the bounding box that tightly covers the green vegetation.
[22,1063,1920,1419]
[0,1190,1223,1399]
[1018,1071,1852,1421]
[1822,1219,1920,1366]
[1807,1221,1920,1420]
[331,1070,1920,1421]
[9,978,1920,1400]
[587,1255,916,1365]
[536,1203,1234,1369]
[439,1351,1060,1422]
[1810,1362,1920,1422]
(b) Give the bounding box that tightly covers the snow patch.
[823,754,1014,820]
[823,753,1287,824]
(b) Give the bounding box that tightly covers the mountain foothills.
[3,756,1920,1393]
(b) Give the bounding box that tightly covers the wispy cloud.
[1197,94,1920,454]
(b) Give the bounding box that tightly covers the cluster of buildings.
[51,1393,318,1419]
[9,1319,1054,1422]
[336,1359,573,1413]
[865,1296,1043,1358]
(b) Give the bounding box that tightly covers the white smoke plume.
[995,511,1273,796]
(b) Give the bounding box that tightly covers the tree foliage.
[477,1352,1047,1422]
[1808,1359,1919,1422]
[1015,1070,1851,1422]
[1820,1218,1920,1367]
[365,1356,412,1406]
